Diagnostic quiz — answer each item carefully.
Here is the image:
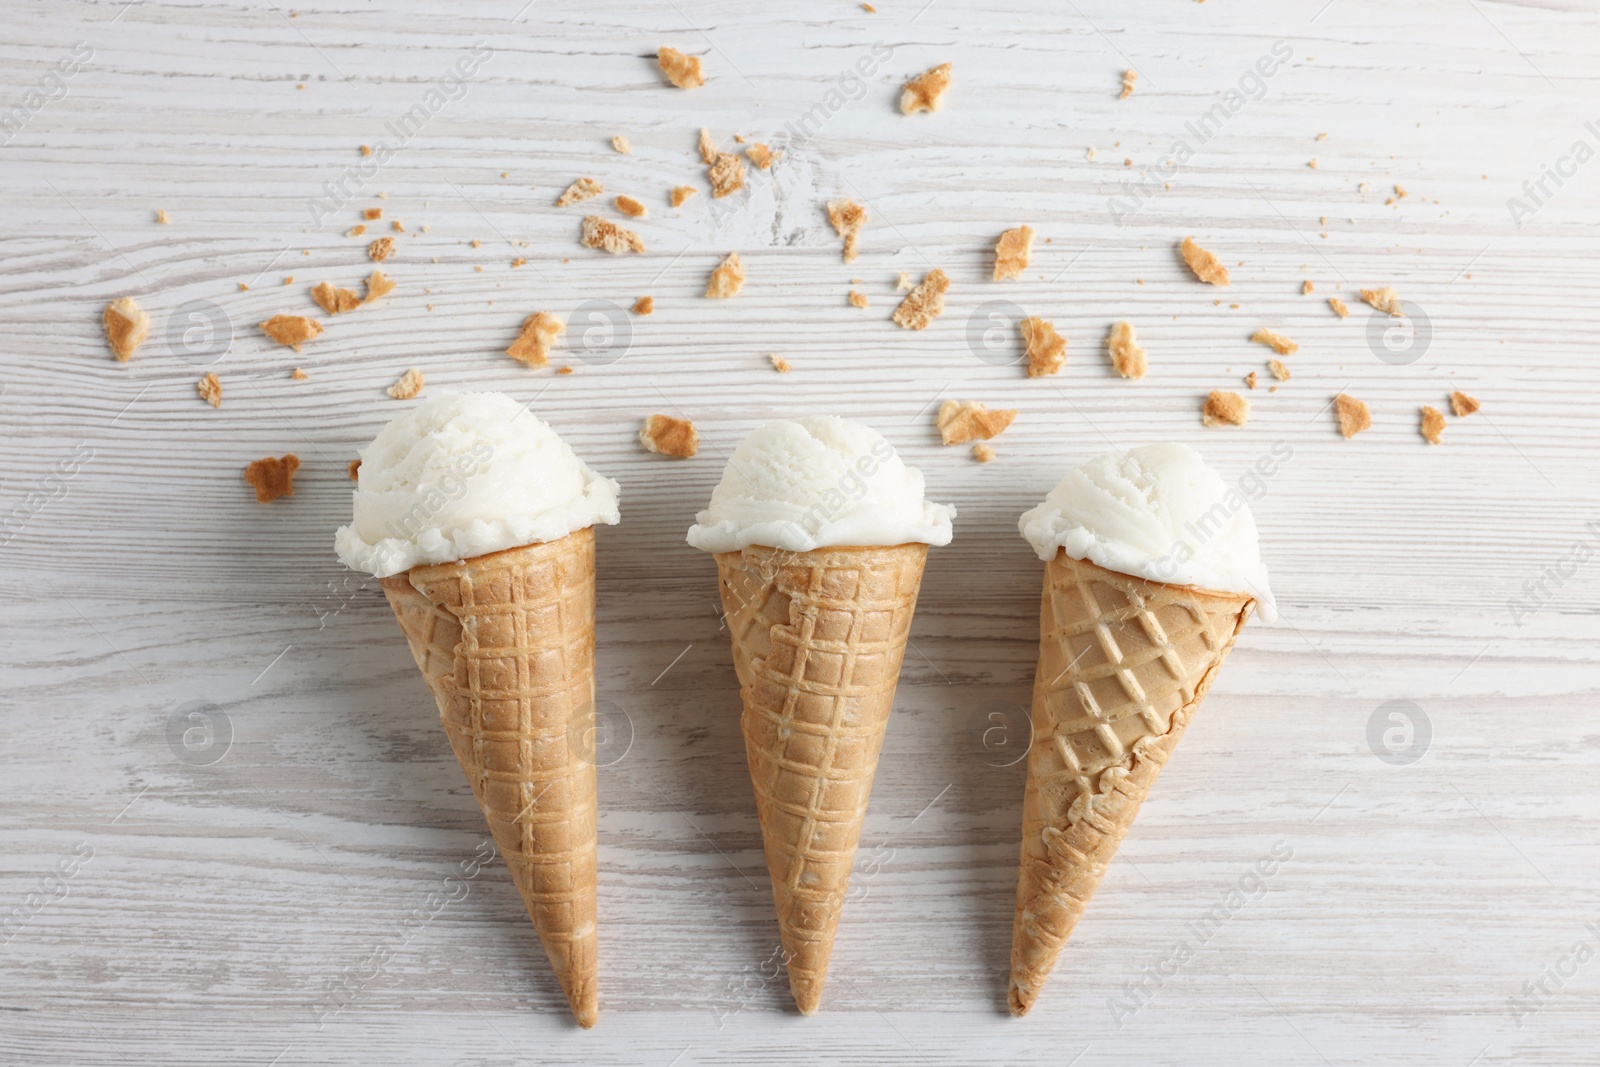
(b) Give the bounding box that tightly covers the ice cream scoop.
[335,390,620,578]
[1017,441,1275,622]
[686,415,953,552]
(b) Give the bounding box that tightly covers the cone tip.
[1008,981,1036,1018]
[790,975,823,1016]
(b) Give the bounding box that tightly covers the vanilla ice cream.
[686,416,954,552]
[335,391,620,577]
[1018,443,1276,621]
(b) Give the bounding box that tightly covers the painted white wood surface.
[3,0,1599,1063]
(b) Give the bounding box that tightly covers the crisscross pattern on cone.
[381,527,599,1029]
[714,542,928,1015]
[1009,551,1252,1017]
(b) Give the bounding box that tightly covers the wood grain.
[3,1,1600,1063]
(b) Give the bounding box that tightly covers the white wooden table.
[4,1,1598,1063]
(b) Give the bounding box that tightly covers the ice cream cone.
[714,541,929,1015]
[1008,551,1254,1017]
[381,526,600,1029]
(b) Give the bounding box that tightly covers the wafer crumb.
[769,353,791,373]
[705,252,745,298]
[848,289,869,308]
[892,269,949,330]
[746,143,777,169]
[244,454,299,503]
[1106,320,1146,379]
[707,149,744,198]
[1180,236,1230,285]
[1022,316,1066,378]
[506,311,564,367]
[155,209,169,224]
[973,443,995,463]
[1244,371,1258,390]
[360,144,371,157]
[633,295,654,315]
[364,208,382,221]
[896,271,913,291]
[1302,280,1314,294]
[658,46,705,89]
[1328,296,1349,318]
[615,194,647,218]
[1360,286,1402,316]
[1202,390,1250,427]
[611,134,631,154]
[364,270,395,304]
[1268,358,1290,382]
[937,400,1016,444]
[390,220,404,233]
[1335,393,1372,437]
[102,297,149,362]
[387,368,424,400]
[993,225,1034,281]
[900,62,951,114]
[312,281,362,315]
[367,237,395,262]
[697,127,718,165]
[581,215,645,253]
[1119,69,1137,99]
[555,366,573,376]
[260,315,322,351]
[826,198,867,263]
[347,459,360,481]
[1450,390,1480,417]
[291,368,308,380]
[1394,183,1408,199]
[346,225,366,237]
[639,413,698,457]
[671,185,696,207]
[1251,327,1298,355]
[863,2,876,10]
[1420,405,1445,445]
[557,177,603,208]
[196,372,221,408]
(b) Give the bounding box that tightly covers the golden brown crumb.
[1180,236,1230,285]
[745,143,777,169]
[937,400,1016,445]
[367,237,395,262]
[346,224,366,237]
[1328,296,1349,318]
[848,289,869,308]
[1022,316,1066,378]
[238,283,250,291]
[1335,393,1372,438]
[1106,320,1146,379]
[639,414,699,457]
[260,315,322,352]
[892,269,949,330]
[1267,358,1290,382]
[705,252,745,298]
[657,46,705,89]
[360,144,372,157]
[632,296,654,316]
[615,194,647,218]
[1420,405,1445,445]
[556,177,604,207]
[312,281,362,315]
[900,62,952,114]
[391,220,404,232]
[291,368,308,380]
[1202,390,1250,427]
[1251,327,1298,356]
[1307,158,1318,169]
[364,270,395,304]
[196,372,221,408]
[826,198,867,263]
[972,442,996,463]
[1394,183,1408,198]
[506,312,564,367]
[1450,390,1480,417]
[155,209,169,224]
[347,459,361,482]
[611,134,631,154]
[386,368,424,400]
[769,353,791,373]
[1316,132,1327,141]
[896,271,913,291]
[1119,69,1137,99]
[470,239,483,249]
[364,208,382,221]
[862,1,876,9]
[244,454,300,503]
[102,297,149,362]
[511,257,526,268]
[697,127,719,165]
[581,215,645,254]
[556,366,574,376]
[993,225,1034,281]
[283,276,297,286]
[671,185,696,207]
[1244,371,1258,390]
[707,149,745,199]
[1360,286,1402,317]
[1302,280,1314,294]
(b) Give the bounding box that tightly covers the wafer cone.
[1008,550,1254,1017]
[381,526,600,1029]
[714,542,929,1015]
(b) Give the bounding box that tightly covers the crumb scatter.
[937,400,1016,444]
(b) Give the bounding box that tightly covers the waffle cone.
[1008,551,1254,1017]
[380,527,599,1029]
[714,542,929,1015]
